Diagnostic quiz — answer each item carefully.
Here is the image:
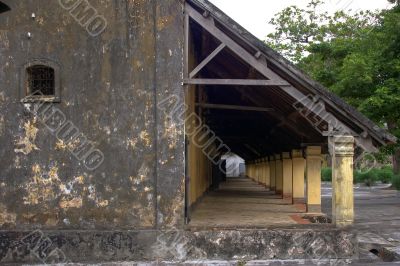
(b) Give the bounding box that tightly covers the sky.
[208,0,394,39]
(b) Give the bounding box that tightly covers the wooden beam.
[195,103,274,112]
[189,43,226,78]
[186,5,277,79]
[185,79,290,86]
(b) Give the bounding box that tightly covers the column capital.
[330,135,355,157]
[291,149,303,159]
[274,154,281,160]
[305,146,322,160]
[282,152,291,159]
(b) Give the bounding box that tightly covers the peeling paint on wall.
[14,119,40,155]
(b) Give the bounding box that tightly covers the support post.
[306,146,322,213]
[282,152,293,202]
[330,136,355,227]
[292,149,306,204]
[269,156,276,192]
[265,157,271,189]
[275,154,283,196]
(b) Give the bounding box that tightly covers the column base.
[334,219,354,227]
[283,194,293,203]
[307,204,321,213]
[293,198,305,204]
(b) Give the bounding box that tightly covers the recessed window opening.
[26,65,55,96]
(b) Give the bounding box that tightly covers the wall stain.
[14,119,40,155]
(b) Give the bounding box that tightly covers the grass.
[322,166,397,187]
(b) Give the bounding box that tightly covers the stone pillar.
[306,146,322,213]
[249,162,253,179]
[260,159,265,185]
[292,149,306,204]
[282,152,293,202]
[330,136,355,227]
[269,156,276,192]
[265,158,271,189]
[256,160,260,183]
[275,154,283,196]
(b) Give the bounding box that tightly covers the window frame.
[20,59,61,103]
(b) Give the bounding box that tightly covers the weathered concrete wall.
[0,228,358,263]
[0,0,184,231]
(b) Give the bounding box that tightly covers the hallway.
[189,177,310,228]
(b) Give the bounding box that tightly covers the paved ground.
[42,180,400,265]
[189,178,400,263]
[189,178,309,228]
[322,182,400,263]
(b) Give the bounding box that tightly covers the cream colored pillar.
[282,152,293,202]
[248,163,253,179]
[275,154,283,196]
[264,158,271,189]
[260,159,265,185]
[330,136,355,227]
[292,149,306,204]
[256,160,260,183]
[306,146,322,213]
[269,156,276,192]
[256,160,261,182]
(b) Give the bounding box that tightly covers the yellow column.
[282,152,293,202]
[269,156,276,192]
[292,149,306,204]
[265,158,271,189]
[275,154,283,196]
[330,136,355,227]
[255,160,260,182]
[255,161,258,181]
[306,146,322,213]
[260,159,265,185]
[248,163,251,179]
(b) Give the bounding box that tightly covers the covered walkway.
[184,0,396,228]
[190,177,310,228]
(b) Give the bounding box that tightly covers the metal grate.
[27,65,55,96]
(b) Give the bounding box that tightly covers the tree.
[266,0,400,173]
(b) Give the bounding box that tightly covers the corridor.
[189,177,310,228]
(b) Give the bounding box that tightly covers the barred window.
[21,59,61,102]
[27,65,55,96]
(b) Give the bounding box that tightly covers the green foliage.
[392,175,400,190]
[266,0,400,165]
[354,169,379,186]
[321,167,332,182]
[378,166,395,183]
[353,167,394,186]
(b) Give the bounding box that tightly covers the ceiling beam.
[196,103,274,112]
[185,78,290,86]
[189,43,226,78]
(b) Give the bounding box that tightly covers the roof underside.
[186,0,396,160]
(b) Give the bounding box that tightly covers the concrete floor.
[189,177,309,228]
